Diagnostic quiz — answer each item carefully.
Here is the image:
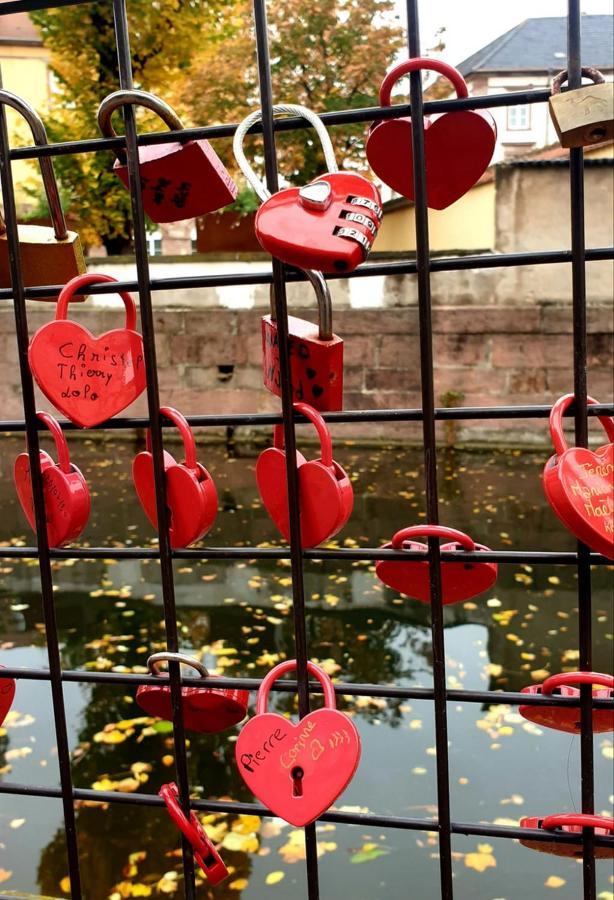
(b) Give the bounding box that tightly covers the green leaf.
[152,721,173,734]
[350,847,390,864]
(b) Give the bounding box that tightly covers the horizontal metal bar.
[0,781,611,848]
[0,0,90,13]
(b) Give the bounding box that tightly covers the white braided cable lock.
[232,103,338,203]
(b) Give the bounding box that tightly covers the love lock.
[28,273,146,428]
[233,103,382,273]
[136,652,248,733]
[0,90,85,301]
[0,667,16,727]
[256,402,353,548]
[519,671,614,734]
[543,393,613,559]
[263,270,343,411]
[375,525,498,604]
[132,407,218,549]
[519,814,614,858]
[13,411,91,548]
[549,67,613,148]
[236,659,361,827]
[159,782,228,884]
[366,57,496,209]
[97,89,237,223]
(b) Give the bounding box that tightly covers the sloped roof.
[457,15,613,77]
[0,13,42,46]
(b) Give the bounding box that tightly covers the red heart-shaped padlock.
[159,782,228,884]
[375,525,497,604]
[28,273,146,428]
[366,58,496,209]
[236,660,360,827]
[256,402,353,547]
[519,814,614,858]
[543,394,613,559]
[519,671,613,734]
[136,653,248,733]
[0,667,16,727]
[14,412,91,548]
[132,407,218,549]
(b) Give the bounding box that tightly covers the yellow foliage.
[464,843,497,873]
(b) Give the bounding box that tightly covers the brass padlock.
[549,67,613,149]
[0,90,86,302]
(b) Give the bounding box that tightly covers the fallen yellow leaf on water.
[9,818,25,829]
[229,879,248,890]
[545,875,566,888]
[161,754,174,767]
[265,871,285,885]
[0,870,11,885]
[156,871,178,894]
[464,843,497,873]
[222,831,259,853]
[232,814,261,835]
[59,876,70,893]
[130,885,152,897]
[92,777,117,792]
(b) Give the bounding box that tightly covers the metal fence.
[0,0,613,897]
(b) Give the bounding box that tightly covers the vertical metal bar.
[0,72,83,897]
[251,1,319,896]
[404,3,454,897]
[566,3,595,897]
[111,2,196,894]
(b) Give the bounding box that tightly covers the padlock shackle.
[549,393,614,457]
[147,651,209,679]
[233,103,338,203]
[390,524,475,551]
[36,411,71,474]
[145,407,198,472]
[55,274,138,330]
[97,89,185,165]
[551,66,606,94]
[379,57,469,107]
[541,814,614,833]
[269,270,333,341]
[256,658,337,714]
[542,671,614,695]
[0,89,68,242]
[273,402,334,467]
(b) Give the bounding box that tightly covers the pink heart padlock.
[0,667,16,727]
[236,659,361,827]
[543,393,613,559]
[14,411,91,548]
[376,525,498,604]
[28,273,146,428]
[133,407,218,549]
[366,57,496,209]
[256,402,353,548]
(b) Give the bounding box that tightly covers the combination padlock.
[375,525,498,604]
[97,89,237,223]
[28,273,146,428]
[366,57,496,209]
[236,659,361,827]
[0,666,16,727]
[549,67,613,148]
[519,671,613,734]
[13,411,91,548]
[233,103,382,273]
[159,782,229,884]
[0,90,85,301]
[136,652,248,733]
[132,407,218,549]
[519,814,614,858]
[543,393,613,560]
[263,270,343,411]
[256,402,353,548]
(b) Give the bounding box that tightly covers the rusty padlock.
[233,103,382,273]
[97,89,237,223]
[263,270,343,411]
[0,90,85,301]
[549,67,614,148]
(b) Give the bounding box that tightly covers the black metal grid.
[0,0,613,897]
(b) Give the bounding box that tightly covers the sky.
[395,0,614,68]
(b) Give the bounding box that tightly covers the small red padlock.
[14,412,91,548]
[543,393,613,559]
[519,814,614,858]
[256,402,353,548]
[97,89,237,223]
[236,659,361,827]
[28,273,146,428]
[0,667,16,727]
[136,652,248,733]
[159,782,228,884]
[519,671,614,734]
[263,270,343,411]
[366,57,496,209]
[132,407,218,549]
[375,525,498,604]
[233,103,382,273]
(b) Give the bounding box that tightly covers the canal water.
[0,436,611,900]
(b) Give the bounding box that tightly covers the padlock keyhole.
[590,126,607,139]
[291,766,304,797]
